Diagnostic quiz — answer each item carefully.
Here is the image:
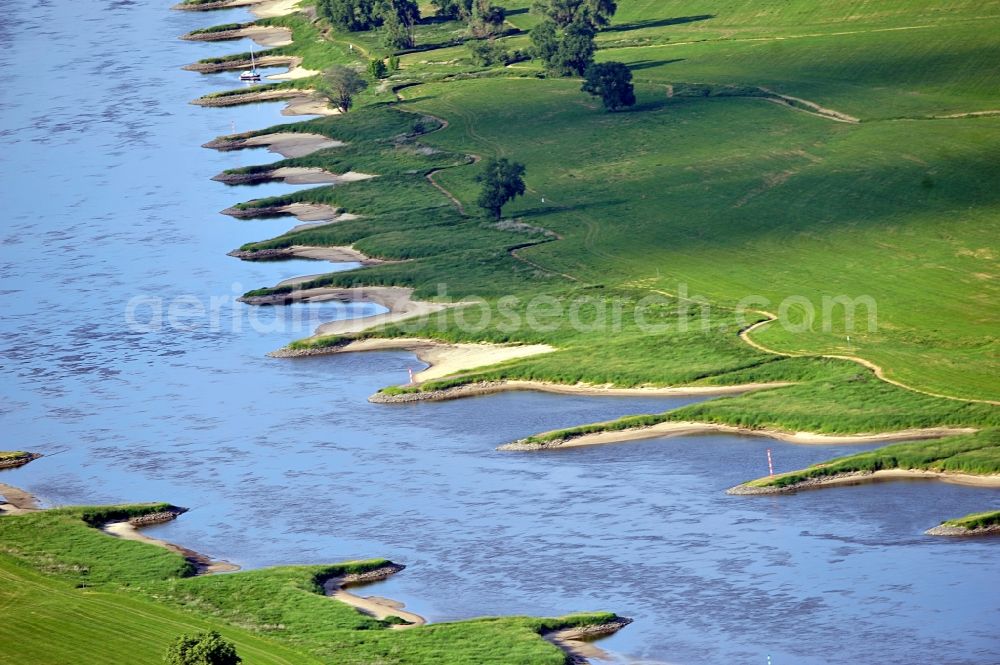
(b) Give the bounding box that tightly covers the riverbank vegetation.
[191,0,998,513]
[201,3,998,433]
[0,503,624,664]
[940,510,1000,531]
[742,429,1000,489]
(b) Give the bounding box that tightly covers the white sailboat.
[240,44,261,82]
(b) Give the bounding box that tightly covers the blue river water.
[0,2,997,664]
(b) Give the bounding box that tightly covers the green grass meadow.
[6,1,999,662]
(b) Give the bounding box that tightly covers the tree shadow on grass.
[603,15,715,34]
[628,59,685,72]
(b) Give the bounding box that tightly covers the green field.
[216,1,999,406]
[11,2,995,661]
[0,505,618,664]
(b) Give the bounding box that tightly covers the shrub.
[164,631,241,665]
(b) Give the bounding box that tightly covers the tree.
[368,58,388,79]
[380,8,415,48]
[164,631,241,665]
[529,19,559,65]
[582,61,635,111]
[431,0,469,19]
[553,17,595,75]
[320,66,369,112]
[317,0,378,31]
[532,0,616,28]
[477,158,526,220]
[468,0,506,38]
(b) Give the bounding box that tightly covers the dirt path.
[738,315,999,406]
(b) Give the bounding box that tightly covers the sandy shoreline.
[727,468,1000,496]
[194,90,337,116]
[103,520,240,574]
[304,337,555,382]
[323,564,426,629]
[183,24,293,47]
[502,423,977,451]
[543,618,634,665]
[0,482,41,515]
[212,166,374,186]
[371,378,796,404]
[205,132,345,158]
[173,0,302,19]
[228,244,382,265]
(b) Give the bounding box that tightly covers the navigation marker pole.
[408,368,415,385]
[767,448,774,477]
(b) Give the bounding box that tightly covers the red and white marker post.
[408,368,415,385]
[767,448,774,477]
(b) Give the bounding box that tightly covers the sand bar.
[241,133,345,158]
[320,337,555,381]
[324,578,426,628]
[268,65,320,81]
[103,521,240,574]
[0,483,41,515]
[321,563,425,629]
[503,423,978,451]
[242,286,457,339]
[728,468,1000,496]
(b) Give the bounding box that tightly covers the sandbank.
[371,379,794,404]
[502,423,977,451]
[322,565,425,629]
[229,244,382,264]
[309,337,555,382]
[102,521,240,574]
[0,482,41,515]
[728,468,1000,496]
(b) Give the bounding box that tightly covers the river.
[0,2,997,664]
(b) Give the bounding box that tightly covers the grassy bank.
[940,510,1000,530]
[744,429,1000,489]
[0,503,625,664]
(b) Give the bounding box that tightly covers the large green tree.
[320,66,369,112]
[164,631,241,665]
[582,61,636,111]
[469,0,507,37]
[317,0,419,34]
[532,0,616,28]
[532,16,595,76]
[477,158,527,220]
